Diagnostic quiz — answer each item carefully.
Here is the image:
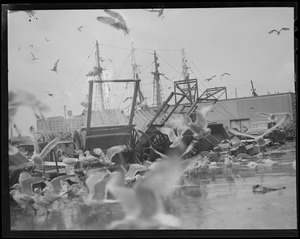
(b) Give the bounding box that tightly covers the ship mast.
[131,44,144,103]
[151,50,164,107]
[94,40,105,110]
[181,48,192,101]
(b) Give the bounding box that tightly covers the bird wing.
[280,27,289,31]
[92,179,108,200]
[195,105,213,127]
[93,148,105,157]
[227,127,256,139]
[221,73,230,77]
[135,186,163,218]
[105,145,126,161]
[125,164,147,179]
[268,29,278,34]
[39,136,61,160]
[157,126,177,142]
[31,52,35,58]
[144,9,159,13]
[97,16,117,26]
[21,177,45,195]
[50,175,73,194]
[54,59,60,68]
[262,113,289,137]
[106,172,141,217]
[123,97,132,103]
[135,157,197,199]
[85,169,109,197]
[29,126,40,154]
[104,9,127,25]
[166,114,190,128]
[256,112,271,117]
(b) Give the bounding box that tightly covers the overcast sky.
[7,6,295,136]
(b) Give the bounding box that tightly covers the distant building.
[37,115,85,134]
[149,92,295,132]
[204,92,295,132]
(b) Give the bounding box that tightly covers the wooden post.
[86,80,94,150]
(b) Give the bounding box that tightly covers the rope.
[45,44,96,129]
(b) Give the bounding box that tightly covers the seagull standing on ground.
[51,59,60,73]
[268,28,289,35]
[97,9,130,35]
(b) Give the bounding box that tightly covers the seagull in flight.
[42,91,55,97]
[29,126,62,166]
[268,27,289,35]
[106,155,197,229]
[227,113,290,152]
[51,59,60,73]
[220,73,230,80]
[144,8,165,19]
[188,105,214,139]
[123,96,132,103]
[97,9,130,35]
[9,89,50,129]
[256,112,289,122]
[44,37,51,42]
[157,126,187,148]
[205,75,217,82]
[30,52,39,60]
[77,26,83,32]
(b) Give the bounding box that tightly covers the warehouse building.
[36,92,295,134]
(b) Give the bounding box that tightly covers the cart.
[73,79,143,165]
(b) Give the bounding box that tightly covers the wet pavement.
[9,141,297,230]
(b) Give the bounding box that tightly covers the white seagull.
[106,156,197,229]
[256,112,290,122]
[29,126,62,166]
[157,126,185,148]
[97,9,130,35]
[188,105,214,139]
